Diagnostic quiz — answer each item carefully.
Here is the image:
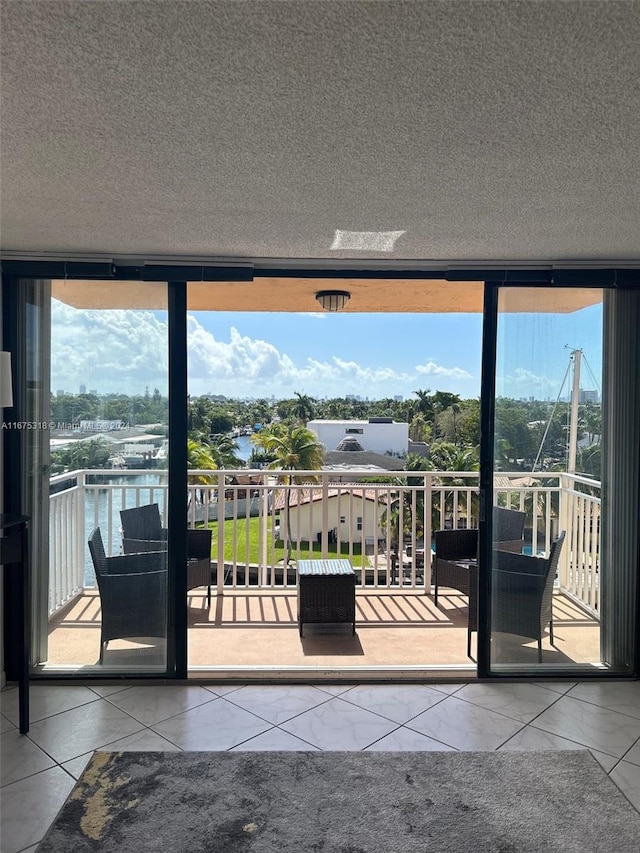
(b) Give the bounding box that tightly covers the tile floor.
[2,679,640,852]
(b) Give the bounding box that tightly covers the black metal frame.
[478,282,499,678]
[3,260,640,286]
[2,263,640,683]
[167,281,188,677]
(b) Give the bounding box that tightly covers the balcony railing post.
[260,474,269,586]
[558,473,571,590]
[424,472,432,592]
[216,471,225,595]
[76,470,87,588]
[321,472,329,558]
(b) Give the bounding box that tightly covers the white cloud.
[51,300,169,394]
[415,360,473,380]
[185,316,420,397]
[187,319,297,392]
[51,302,479,400]
[294,356,411,388]
[496,367,563,398]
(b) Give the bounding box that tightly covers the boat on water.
[107,452,147,469]
[107,454,126,469]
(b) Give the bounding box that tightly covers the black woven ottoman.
[297,559,356,637]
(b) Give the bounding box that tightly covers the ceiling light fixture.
[315,290,351,312]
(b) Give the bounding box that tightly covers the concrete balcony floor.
[44,587,601,672]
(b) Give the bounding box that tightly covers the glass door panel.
[489,286,610,672]
[185,279,484,671]
[39,280,170,673]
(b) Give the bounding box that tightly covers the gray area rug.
[37,750,640,852]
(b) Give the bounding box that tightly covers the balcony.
[44,468,601,672]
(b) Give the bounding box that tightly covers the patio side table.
[297,559,356,637]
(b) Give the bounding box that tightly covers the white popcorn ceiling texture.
[1,1,639,266]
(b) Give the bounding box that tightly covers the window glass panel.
[42,281,169,674]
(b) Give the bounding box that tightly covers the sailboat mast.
[567,348,582,474]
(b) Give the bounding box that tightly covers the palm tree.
[413,388,432,418]
[425,442,480,530]
[435,402,462,444]
[432,391,461,416]
[248,398,272,427]
[427,442,479,473]
[188,396,213,432]
[581,402,602,446]
[187,437,218,505]
[409,412,431,443]
[52,438,110,473]
[291,391,316,425]
[208,433,244,469]
[324,398,349,419]
[251,423,324,564]
[380,454,431,561]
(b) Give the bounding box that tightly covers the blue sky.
[496,300,603,401]
[51,296,603,402]
[187,311,482,400]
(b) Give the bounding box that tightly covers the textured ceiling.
[2,0,639,267]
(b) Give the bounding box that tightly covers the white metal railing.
[47,468,601,620]
[49,472,85,615]
[558,473,601,616]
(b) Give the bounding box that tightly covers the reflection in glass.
[490,288,603,670]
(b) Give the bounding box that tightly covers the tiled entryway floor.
[2,679,640,852]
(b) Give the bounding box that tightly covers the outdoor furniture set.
[88,502,563,663]
[88,503,212,662]
[120,503,212,605]
[88,526,168,664]
[433,507,565,660]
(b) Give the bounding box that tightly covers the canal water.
[83,472,166,585]
[235,433,253,462]
[82,434,253,584]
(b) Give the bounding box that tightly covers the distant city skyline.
[50,297,603,403]
[52,385,600,406]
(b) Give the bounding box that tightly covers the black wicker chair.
[119,503,213,606]
[120,502,167,547]
[88,527,167,663]
[489,530,566,662]
[433,506,526,605]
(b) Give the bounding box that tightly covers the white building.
[308,418,409,457]
[273,487,386,546]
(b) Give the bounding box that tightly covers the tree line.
[49,387,602,478]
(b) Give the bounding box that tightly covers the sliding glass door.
[485,286,638,674]
[4,272,637,680]
[19,280,172,674]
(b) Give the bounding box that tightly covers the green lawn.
[206,516,368,567]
